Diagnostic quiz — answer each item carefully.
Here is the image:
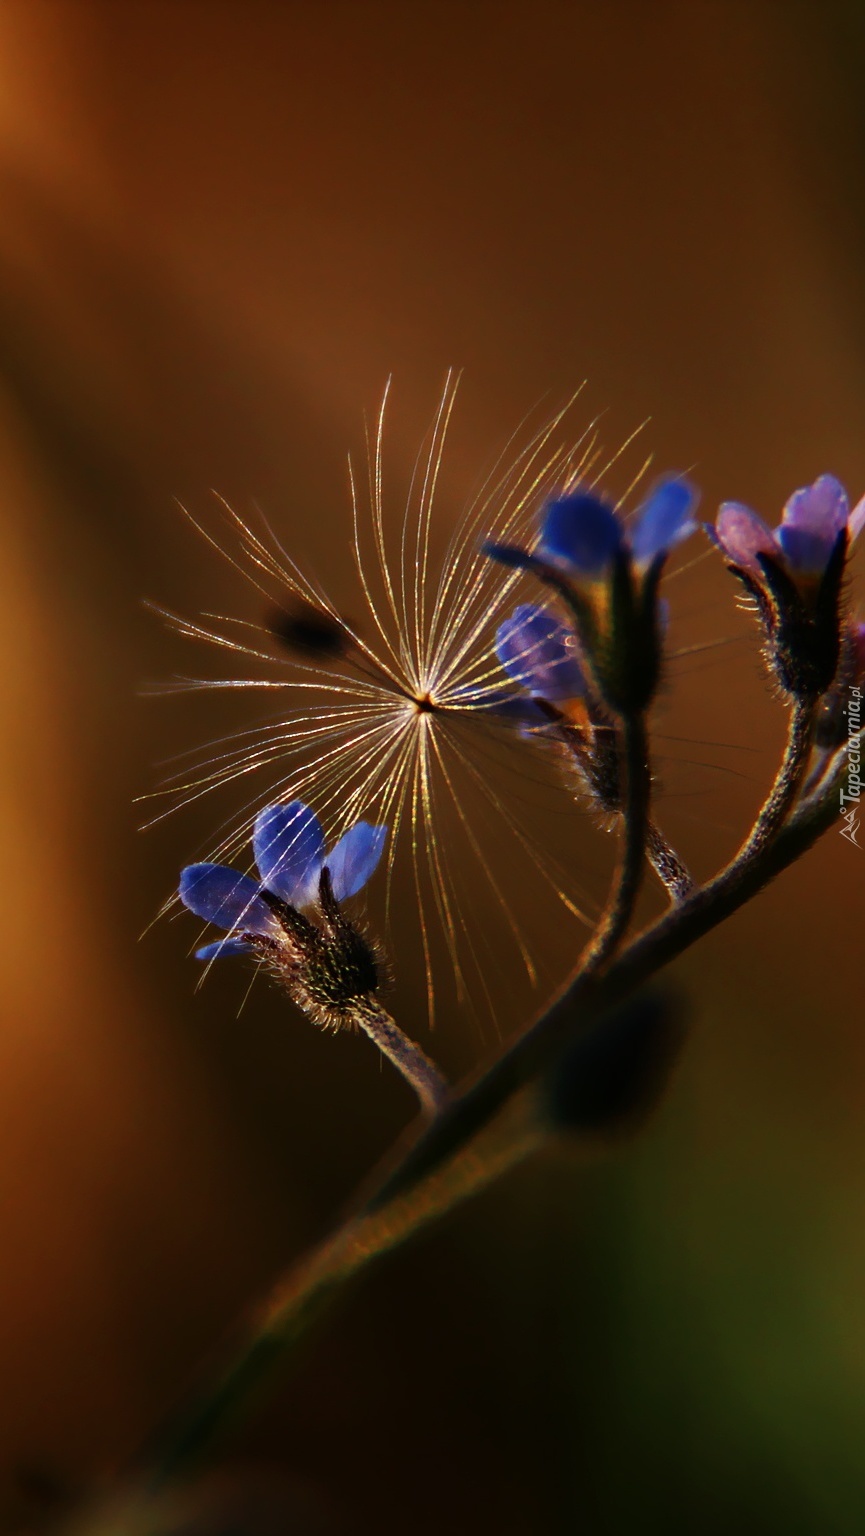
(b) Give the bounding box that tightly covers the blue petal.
[253,801,325,905]
[777,476,847,575]
[628,477,699,564]
[496,604,586,700]
[324,822,388,902]
[538,493,622,575]
[781,475,848,540]
[776,524,837,575]
[195,938,256,961]
[179,864,277,937]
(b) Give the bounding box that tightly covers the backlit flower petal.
[253,800,325,905]
[539,492,622,575]
[325,822,388,902]
[496,604,586,700]
[714,503,778,574]
[628,476,699,564]
[195,938,256,961]
[778,474,849,574]
[179,864,277,937]
[781,474,848,537]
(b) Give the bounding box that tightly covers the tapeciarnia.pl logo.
[839,685,862,847]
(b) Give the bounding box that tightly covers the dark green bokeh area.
[0,4,864,1532]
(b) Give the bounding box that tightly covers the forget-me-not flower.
[713,474,865,590]
[486,476,699,715]
[180,800,387,961]
[710,474,865,699]
[495,604,587,704]
[487,476,698,584]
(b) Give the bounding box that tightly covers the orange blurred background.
[1,3,864,1532]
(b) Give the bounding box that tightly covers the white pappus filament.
[147,374,657,1034]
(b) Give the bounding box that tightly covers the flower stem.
[351,1000,449,1116]
[733,696,816,861]
[366,722,846,1208]
[577,711,650,975]
[137,1095,539,1491]
[646,821,693,902]
[117,729,854,1506]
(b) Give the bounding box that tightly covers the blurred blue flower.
[495,604,587,702]
[179,800,388,960]
[486,475,699,582]
[485,476,698,716]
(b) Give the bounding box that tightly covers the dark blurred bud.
[268,603,351,660]
[544,991,687,1137]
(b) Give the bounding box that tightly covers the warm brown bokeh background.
[1,3,864,1532]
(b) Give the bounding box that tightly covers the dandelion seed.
[151,379,693,1035]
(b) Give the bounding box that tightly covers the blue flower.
[495,604,587,702]
[179,800,388,960]
[485,476,699,716]
[494,601,632,813]
[486,475,699,583]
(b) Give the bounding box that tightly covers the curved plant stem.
[141,1097,540,1489]
[734,696,816,861]
[121,725,854,1501]
[577,711,650,975]
[646,820,693,901]
[371,700,827,1206]
[352,999,449,1115]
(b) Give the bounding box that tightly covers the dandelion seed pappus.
[148,376,732,1038]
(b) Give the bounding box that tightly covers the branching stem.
[123,719,853,1502]
[734,696,816,861]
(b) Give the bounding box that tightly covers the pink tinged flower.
[711,474,864,700]
[713,504,778,576]
[714,474,863,583]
